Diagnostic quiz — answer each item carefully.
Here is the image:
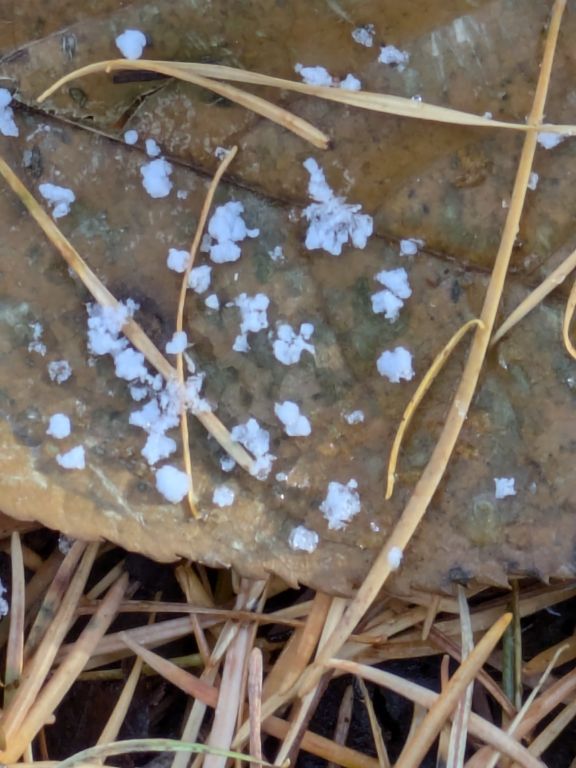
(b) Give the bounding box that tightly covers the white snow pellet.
[155,465,190,503]
[0,88,19,137]
[344,410,365,425]
[123,129,138,145]
[140,158,173,198]
[145,138,161,157]
[376,346,414,383]
[302,158,373,256]
[188,265,212,293]
[231,418,275,480]
[115,29,147,60]
[289,525,319,553]
[494,477,516,499]
[388,546,403,570]
[205,294,220,310]
[167,248,189,273]
[378,45,410,71]
[371,289,404,321]
[274,401,311,437]
[212,484,235,507]
[56,445,85,470]
[48,359,72,384]
[114,347,147,381]
[272,323,315,365]
[39,183,75,219]
[537,131,567,150]
[320,480,361,530]
[233,293,269,352]
[375,267,411,299]
[47,413,71,439]
[340,74,361,91]
[294,64,334,86]
[165,331,188,355]
[352,25,375,47]
[400,238,423,256]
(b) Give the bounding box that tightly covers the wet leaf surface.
[0,0,574,594]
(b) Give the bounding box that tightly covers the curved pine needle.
[176,146,238,517]
[562,277,576,360]
[386,319,482,500]
[37,61,328,150]
[37,58,576,136]
[491,245,576,346]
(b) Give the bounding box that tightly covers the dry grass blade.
[327,684,354,768]
[0,571,128,762]
[37,61,329,149]
[296,0,565,698]
[50,738,271,768]
[175,145,238,517]
[4,533,25,705]
[523,636,574,677]
[0,154,255,474]
[394,612,511,768]
[172,667,220,768]
[467,644,570,768]
[491,245,576,346]
[329,657,544,768]
[248,648,264,767]
[38,59,576,136]
[386,318,482,499]
[0,542,97,746]
[562,277,576,359]
[357,677,390,768]
[526,694,576,758]
[121,632,375,768]
[446,587,474,768]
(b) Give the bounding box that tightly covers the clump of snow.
[377,346,414,383]
[320,480,361,530]
[86,301,210,467]
[28,322,46,356]
[140,158,173,198]
[165,331,187,355]
[295,64,361,91]
[205,201,259,263]
[47,413,71,439]
[205,294,220,310]
[155,465,190,503]
[289,525,319,553]
[232,293,269,352]
[167,248,189,273]
[302,158,373,256]
[114,347,147,381]
[56,445,85,470]
[48,359,72,384]
[344,409,364,425]
[220,455,236,472]
[115,29,147,60]
[231,418,275,479]
[295,64,334,87]
[273,323,315,365]
[494,477,516,499]
[400,238,424,256]
[268,245,284,262]
[340,74,361,91]
[372,267,412,322]
[352,25,375,47]
[537,131,567,150]
[528,172,539,191]
[124,129,138,145]
[378,45,410,71]
[212,484,235,507]
[0,88,19,137]
[274,401,311,437]
[188,265,212,293]
[388,546,403,570]
[39,183,75,219]
[0,580,9,617]
[145,138,161,157]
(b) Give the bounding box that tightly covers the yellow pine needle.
[386,318,483,500]
[491,245,576,346]
[37,61,329,150]
[562,277,576,360]
[176,146,239,518]
[0,154,255,475]
[37,59,576,137]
